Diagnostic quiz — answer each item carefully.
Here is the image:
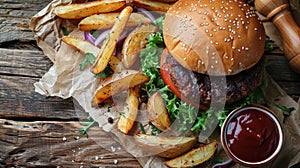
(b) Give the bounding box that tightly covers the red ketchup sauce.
[224,107,279,163]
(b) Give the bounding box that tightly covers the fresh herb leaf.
[80,53,96,71]
[264,40,273,52]
[276,104,295,123]
[148,32,164,47]
[94,64,113,78]
[150,123,162,135]
[60,25,69,36]
[79,120,96,136]
[140,123,146,134]
[153,16,165,31]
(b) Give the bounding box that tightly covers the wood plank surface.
[0,119,140,167]
[0,0,50,43]
[0,0,299,167]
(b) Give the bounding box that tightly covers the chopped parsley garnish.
[80,53,96,71]
[79,52,113,77]
[276,104,295,123]
[60,25,69,36]
[79,120,96,136]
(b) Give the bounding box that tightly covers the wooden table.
[0,0,299,167]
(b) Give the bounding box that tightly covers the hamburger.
[160,0,266,110]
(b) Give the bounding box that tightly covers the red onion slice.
[94,29,128,47]
[137,8,156,22]
[84,31,96,44]
[94,29,110,47]
[212,159,234,168]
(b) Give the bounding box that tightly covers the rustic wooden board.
[0,119,140,167]
[0,0,51,43]
[0,0,299,167]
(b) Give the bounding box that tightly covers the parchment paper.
[30,1,300,167]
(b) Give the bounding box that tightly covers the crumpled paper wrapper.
[30,0,300,167]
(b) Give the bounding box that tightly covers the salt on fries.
[117,86,140,134]
[61,36,124,72]
[79,12,151,31]
[54,0,126,19]
[91,6,133,75]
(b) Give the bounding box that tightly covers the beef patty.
[162,52,264,107]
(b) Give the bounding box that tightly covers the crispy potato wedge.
[92,70,149,107]
[146,92,171,131]
[134,134,197,158]
[117,86,140,134]
[122,24,158,68]
[165,141,218,168]
[61,36,124,72]
[79,12,151,31]
[54,0,126,19]
[133,0,173,12]
[91,6,133,75]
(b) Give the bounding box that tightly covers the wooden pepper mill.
[255,0,300,74]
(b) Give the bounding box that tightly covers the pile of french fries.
[55,0,218,167]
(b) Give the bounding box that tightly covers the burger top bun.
[163,0,266,75]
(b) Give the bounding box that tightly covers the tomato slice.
[160,49,209,110]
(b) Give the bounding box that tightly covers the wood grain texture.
[0,0,299,167]
[0,0,51,43]
[0,119,140,167]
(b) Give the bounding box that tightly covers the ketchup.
[224,107,279,162]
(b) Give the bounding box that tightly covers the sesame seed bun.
[163,0,266,75]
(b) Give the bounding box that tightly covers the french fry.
[165,141,218,168]
[134,134,197,158]
[91,6,133,75]
[146,92,171,131]
[92,70,149,107]
[61,36,124,72]
[79,12,151,31]
[117,86,140,134]
[133,0,173,12]
[54,0,126,19]
[122,24,158,68]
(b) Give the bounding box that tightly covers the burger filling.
[161,51,265,107]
